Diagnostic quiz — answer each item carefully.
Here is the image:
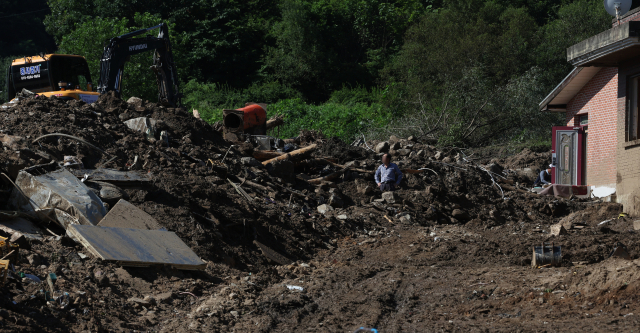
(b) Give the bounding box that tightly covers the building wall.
[565,67,618,189]
[617,59,640,216]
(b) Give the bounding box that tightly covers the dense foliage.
[0,0,622,146]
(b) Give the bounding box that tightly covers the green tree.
[263,0,430,101]
[535,0,611,88]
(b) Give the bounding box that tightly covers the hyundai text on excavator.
[4,23,181,106]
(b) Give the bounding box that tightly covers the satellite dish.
[604,0,632,18]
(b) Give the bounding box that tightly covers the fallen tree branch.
[262,144,318,166]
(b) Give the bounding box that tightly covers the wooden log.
[307,170,344,184]
[253,150,283,161]
[262,144,318,166]
[266,117,284,130]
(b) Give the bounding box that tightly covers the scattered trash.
[160,130,169,146]
[23,273,40,283]
[63,156,84,169]
[353,328,378,333]
[532,243,562,268]
[0,211,44,239]
[8,162,107,229]
[67,168,152,188]
[286,285,304,292]
[46,273,57,295]
[598,219,614,225]
[0,260,8,284]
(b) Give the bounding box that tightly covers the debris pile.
[0,93,633,331]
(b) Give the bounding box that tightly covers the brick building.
[540,8,640,215]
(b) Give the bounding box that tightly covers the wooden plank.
[68,225,206,270]
[97,199,162,230]
[68,169,151,188]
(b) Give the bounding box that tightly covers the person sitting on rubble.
[375,153,403,192]
[534,165,553,187]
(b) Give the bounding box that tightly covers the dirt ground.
[1,94,639,332]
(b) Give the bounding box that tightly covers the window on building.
[579,114,588,126]
[628,76,640,141]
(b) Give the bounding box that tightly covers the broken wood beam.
[307,170,345,184]
[261,144,318,166]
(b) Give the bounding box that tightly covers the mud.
[0,94,638,332]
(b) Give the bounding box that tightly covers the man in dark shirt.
[534,165,553,186]
[374,154,403,191]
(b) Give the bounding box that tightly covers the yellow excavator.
[5,23,181,106]
[7,54,100,103]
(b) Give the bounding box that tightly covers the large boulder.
[375,142,390,153]
[382,191,398,204]
[317,204,334,215]
[451,209,470,221]
[397,149,411,156]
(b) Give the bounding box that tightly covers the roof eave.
[539,68,582,112]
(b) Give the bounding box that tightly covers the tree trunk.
[262,144,318,166]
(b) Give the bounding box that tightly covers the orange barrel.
[237,104,267,130]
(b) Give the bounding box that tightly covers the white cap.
[549,164,554,168]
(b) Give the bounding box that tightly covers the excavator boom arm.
[97,23,182,107]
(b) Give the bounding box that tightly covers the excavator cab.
[5,54,99,103]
